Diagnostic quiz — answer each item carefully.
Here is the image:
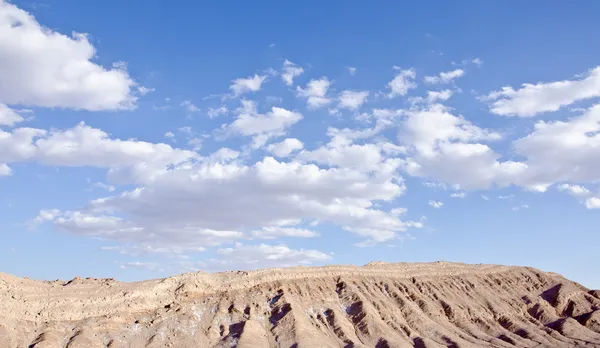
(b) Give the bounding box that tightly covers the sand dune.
[1,262,599,347]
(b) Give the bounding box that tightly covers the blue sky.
[1,0,599,289]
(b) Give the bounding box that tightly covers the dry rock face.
[1,262,600,347]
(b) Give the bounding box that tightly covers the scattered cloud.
[386,67,416,98]
[266,138,304,157]
[230,74,267,96]
[207,106,228,118]
[137,86,155,96]
[181,100,200,113]
[484,66,600,117]
[450,192,466,198]
[338,90,369,110]
[348,67,357,75]
[296,77,332,108]
[557,184,591,198]
[251,226,318,239]
[222,100,302,148]
[428,200,444,208]
[424,69,465,84]
[214,243,332,269]
[512,204,529,211]
[281,60,304,86]
[585,197,600,209]
[0,104,24,126]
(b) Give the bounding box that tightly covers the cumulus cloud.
[485,66,600,117]
[0,163,11,176]
[207,106,228,118]
[296,77,332,108]
[450,192,466,198]
[181,100,200,113]
[230,74,267,96]
[0,123,196,179]
[281,60,304,86]
[428,200,444,208]
[411,90,454,105]
[557,184,591,198]
[0,104,24,126]
[386,67,416,98]
[424,69,464,85]
[398,104,523,190]
[222,100,302,148]
[338,90,369,110]
[585,197,600,209]
[214,243,331,269]
[32,149,415,249]
[0,1,136,110]
[251,226,318,239]
[512,105,600,186]
[266,138,304,157]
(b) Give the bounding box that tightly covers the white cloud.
[472,58,483,67]
[120,261,163,272]
[0,123,196,179]
[0,2,136,110]
[223,100,302,148]
[92,182,115,192]
[423,182,447,190]
[400,104,501,156]
[266,138,304,157]
[0,163,11,176]
[207,106,228,118]
[297,127,404,173]
[428,200,444,208]
[281,60,304,86]
[33,151,413,249]
[512,204,529,211]
[348,67,357,75]
[411,90,454,104]
[338,90,369,110]
[426,90,453,103]
[497,194,514,200]
[230,74,267,96]
[450,192,466,198]
[557,184,591,198]
[398,104,522,190]
[485,66,600,117]
[387,67,416,98]
[181,100,200,113]
[251,226,318,239]
[215,243,331,269]
[296,77,332,109]
[0,104,25,126]
[424,69,464,85]
[137,86,154,96]
[513,105,600,186]
[164,131,175,138]
[585,197,600,209]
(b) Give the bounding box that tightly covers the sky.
[1,1,599,288]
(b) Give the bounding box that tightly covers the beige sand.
[1,261,599,347]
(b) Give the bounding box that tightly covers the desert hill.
[1,262,599,347]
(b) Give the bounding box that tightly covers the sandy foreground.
[1,262,599,347]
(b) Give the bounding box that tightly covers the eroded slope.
[1,262,599,347]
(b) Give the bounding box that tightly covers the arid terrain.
[1,262,599,347]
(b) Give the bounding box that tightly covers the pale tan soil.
[1,261,599,347]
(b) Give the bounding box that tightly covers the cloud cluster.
[0,1,137,110]
[485,66,600,117]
